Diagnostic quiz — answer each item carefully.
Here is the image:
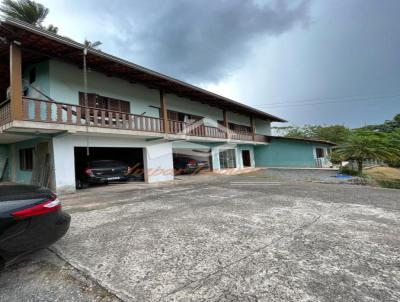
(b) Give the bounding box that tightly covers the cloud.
[88,0,311,82]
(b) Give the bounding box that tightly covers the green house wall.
[254,139,329,168]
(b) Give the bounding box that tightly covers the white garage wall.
[52,135,174,193]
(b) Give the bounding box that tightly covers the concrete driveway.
[1,172,399,301]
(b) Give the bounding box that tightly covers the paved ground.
[244,168,352,183]
[1,170,399,301]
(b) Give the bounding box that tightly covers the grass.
[364,167,400,189]
[376,179,400,189]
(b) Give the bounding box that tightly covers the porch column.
[10,42,24,121]
[160,90,169,133]
[143,142,174,183]
[250,114,256,141]
[223,109,229,139]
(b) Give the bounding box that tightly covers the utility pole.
[82,41,101,157]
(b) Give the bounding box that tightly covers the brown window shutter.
[107,98,121,112]
[167,110,178,121]
[120,100,130,113]
[79,92,97,108]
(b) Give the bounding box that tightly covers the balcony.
[0,98,269,143]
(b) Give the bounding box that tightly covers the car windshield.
[90,160,126,168]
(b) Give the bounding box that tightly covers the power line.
[252,93,400,109]
[251,91,400,106]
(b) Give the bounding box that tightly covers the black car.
[75,160,129,189]
[173,156,209,175]
[0,184,70,270]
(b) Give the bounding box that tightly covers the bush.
[339,166,363,177]
[377,179,400,189]
[386,159,400,168]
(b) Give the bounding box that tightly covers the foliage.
[0,0,47,25]
[46,24,58,34]
[334,130,400,173]
[273,124,351,145]
[359,114,400,133]
[376,179,400,189]
[0,0,58,33]
[338,166,363,177]
[385,130,400,167]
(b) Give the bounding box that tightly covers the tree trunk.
[357,159,363,174]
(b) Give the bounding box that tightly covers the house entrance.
[242,150,251,167]
[219,149,236,169]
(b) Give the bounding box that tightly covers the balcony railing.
[22,97,164,132]
[168,120,226,139]
[0,100,11,126]
[0,97,269,143]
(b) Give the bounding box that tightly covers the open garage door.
[172,143,212,175]
[74,147,144,189]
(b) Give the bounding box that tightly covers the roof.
[268,136,337,146]
[0,18,286,122]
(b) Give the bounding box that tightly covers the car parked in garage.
[173,155,209,175]
[75,160,129,189]
[0,184,70,270]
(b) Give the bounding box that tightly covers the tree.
[385,130,400,167]
[0,0,48,26]
[0,0,58,33]
[46,24,58,34]
[359,113,400,133]
[273,124,351,145]
[334,130,400,173]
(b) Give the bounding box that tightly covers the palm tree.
[0,0,48,26]
[334,131,400,173]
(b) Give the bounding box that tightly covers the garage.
[74,147,144,188]
[172,142,212,175]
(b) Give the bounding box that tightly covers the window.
[219,149,237,169]
[79,92,131,113]
[167,110,203,124]
[315,148,325,158]
[217,121,251,133]
[29,68,36,84]
[19,148,34,171]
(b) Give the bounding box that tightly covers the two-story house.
[0,18,286,193]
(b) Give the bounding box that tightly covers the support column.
[143,142,174,183]
[223,109,229,139]
[250,114,256,141]
[52,136,76,194]
[160,90,169,133]
[10,42,24,121]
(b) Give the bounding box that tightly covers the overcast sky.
[39,0,400,128]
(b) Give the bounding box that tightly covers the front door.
[219,149,236,169]
[242,150,251,167]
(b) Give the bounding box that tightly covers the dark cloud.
[41,0,400,127]
[103,0,311,82]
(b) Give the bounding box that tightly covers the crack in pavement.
[157,203,346,302]
[47,247,124,302]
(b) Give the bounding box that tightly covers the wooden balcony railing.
[230,132,253,141]
[168,120,226,139]
[22,97,164,132]
[0,100,11,126]
[0,97,270,143]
